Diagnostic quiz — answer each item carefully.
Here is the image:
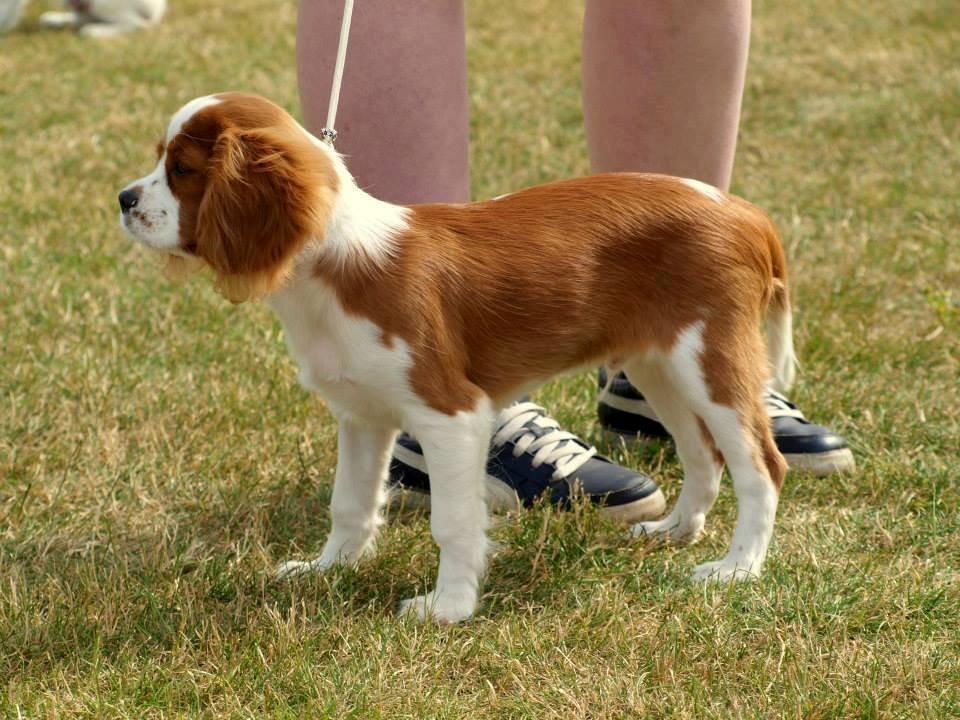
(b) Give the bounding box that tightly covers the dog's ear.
[195,126,337,303]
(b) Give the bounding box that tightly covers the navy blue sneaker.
[388,402,666,523]
[597,371,856,476]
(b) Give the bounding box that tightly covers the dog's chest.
[292,334,345,389]
[268,280,413,417]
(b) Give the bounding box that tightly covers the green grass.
[2,0,958,717]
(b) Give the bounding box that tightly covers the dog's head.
[119,92,339,302]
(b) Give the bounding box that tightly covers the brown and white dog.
[119,92,796,623]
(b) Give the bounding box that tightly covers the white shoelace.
[763,388,807,420]
[492,402,597,481]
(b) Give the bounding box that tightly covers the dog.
[119,92,796,623]
[0,0,165,37]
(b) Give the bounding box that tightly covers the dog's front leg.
[400,403,493,624]
[276,418,396,578]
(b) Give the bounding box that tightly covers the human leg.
[297,0,470,203]
[582,0,750,189]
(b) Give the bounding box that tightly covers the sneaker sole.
[782,448,856,476]
[604,430,857,477]
[388,475,667,524]
[599,487,666,523]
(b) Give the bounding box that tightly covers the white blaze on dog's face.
[118,92,339,302]
[118,95,221,251]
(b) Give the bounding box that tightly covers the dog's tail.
[764,221,797,392]
[767,278,797,392]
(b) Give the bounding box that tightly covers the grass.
[1,0,958,716]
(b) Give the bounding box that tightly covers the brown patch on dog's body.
[317,174,786,422]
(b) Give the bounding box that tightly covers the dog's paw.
[274,556,341,580]
[275,537,373,580]
[690,558,760,584]
[398,590,476,624]
[630,512,704,546]
[274,559,317,580]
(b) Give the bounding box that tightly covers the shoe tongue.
[522,417,588,452]
[520,419,555,440]
[764,391,807,421]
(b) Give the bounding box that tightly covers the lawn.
[1,0,958,717]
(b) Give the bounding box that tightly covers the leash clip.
[322,0,354,149]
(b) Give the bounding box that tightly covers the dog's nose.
[118,188,140,212]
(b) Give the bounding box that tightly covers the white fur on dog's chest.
[268,279,415,422]
[294,336,345,389]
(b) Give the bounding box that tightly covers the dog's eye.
[172,161,192,177]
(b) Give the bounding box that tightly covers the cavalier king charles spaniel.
[119,92,796,623]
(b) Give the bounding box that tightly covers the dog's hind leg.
[276,418,396,578]
[623,357,723,546]
[663,321,786,583]
[399,396,494,624]
[687,398,783,583]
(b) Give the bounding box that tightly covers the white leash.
[320,0,355,145]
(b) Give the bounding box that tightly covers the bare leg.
[296,0,470,203]
[582,0,751,190]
